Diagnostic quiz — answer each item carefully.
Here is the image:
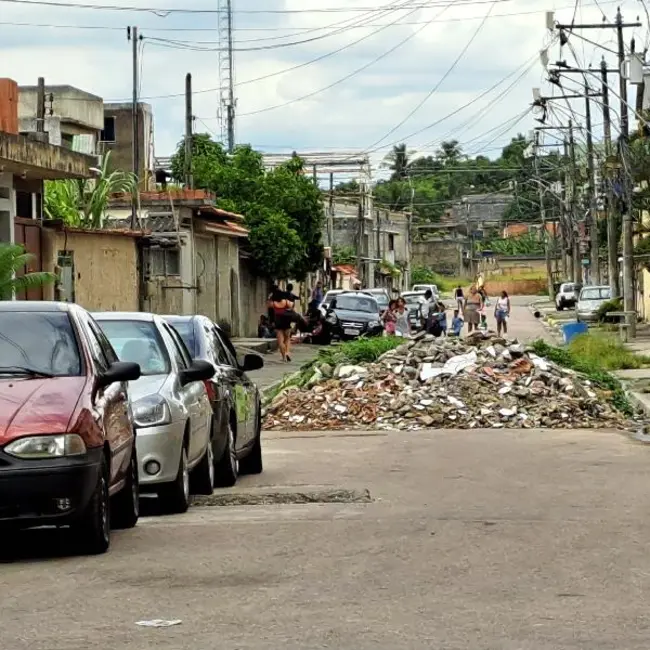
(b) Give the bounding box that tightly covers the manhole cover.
[192,488,372,507]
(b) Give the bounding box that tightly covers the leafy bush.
[595,298,623,323]
[568,333,649,370]
[317,336,405,368]
[531,339,633,415]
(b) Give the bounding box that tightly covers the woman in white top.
[494,290,511,336]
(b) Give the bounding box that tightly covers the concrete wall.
[102,103,154,188]
[412,239,464,275]
[240,257,270,337]
[0,172,16,243]
[195,234,218,320]
[41,228,139,311]
[481,257,549,277]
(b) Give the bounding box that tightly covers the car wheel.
[160,446,190,514]
[74,453,111,555]
[240,406,263,476]
[111,443,139,529]
[191,425,215,496]
[214,417,238,488]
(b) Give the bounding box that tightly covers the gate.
[13,218,44,300]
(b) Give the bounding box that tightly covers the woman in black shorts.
[271,288,294,362]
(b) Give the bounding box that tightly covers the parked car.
[401,291,427,330]
[94,312,215,514]
[555,282,582,310]
[325,292,384,340]
[412,284,439,299]
[364,288,390,313]
[319,290,344,317]
[0,302,141,554]
[163,315,264,487]
[576,285,612,322]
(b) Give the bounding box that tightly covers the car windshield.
[580,287,611,301]
[166,319,196,356]
[336,295,378,313]
[0,311,81,377]
[97,320,170,376]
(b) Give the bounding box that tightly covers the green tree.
[171,136,324,279]
[43,152,136,229]
[0,244,55,300]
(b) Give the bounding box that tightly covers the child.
[450,309,464,337]
[478,313,488,332]
[382,299,398,335]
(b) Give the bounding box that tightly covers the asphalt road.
[3,297,648,649]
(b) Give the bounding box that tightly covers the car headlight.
[133,394,171,428]
[368,320,381,328]
[326,313,338,325]
[4,434,86,459]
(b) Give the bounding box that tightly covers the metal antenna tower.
[218,0,235,152]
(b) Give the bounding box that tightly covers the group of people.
[453,284,511,336]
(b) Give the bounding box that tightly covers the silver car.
[94,312,215,514]
[576,285,612,322]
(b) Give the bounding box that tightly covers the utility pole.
[184,73,193,189]
[36,77,45,133]
[534,131,555,298]
[601,57,620,297]
[356,183,365,287]
[218,0,235,152]
[584,79,600,283]
[328,172,334,248]
[128,26,139,229]
[617,7,635,336]
[562,136,574,281]
[568,121,582,283]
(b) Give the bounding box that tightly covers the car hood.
[128,374,169,401]
[0,376,86,445]
[333,309,380,322]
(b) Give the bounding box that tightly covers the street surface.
[2,297,648,649]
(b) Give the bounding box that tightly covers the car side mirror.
[240,353,264,372]
[179,359,215,386]
[98,361,141,389]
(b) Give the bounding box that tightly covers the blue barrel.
[562,321,588,344]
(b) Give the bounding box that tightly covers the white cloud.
[0,0,642,173]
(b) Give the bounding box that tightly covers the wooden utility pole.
[534,131,555,298]
[184,73,193,189]
[601,57,620,297]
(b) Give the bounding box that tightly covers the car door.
[76,311,133,488]
[214,326,256,451]
[161,321,210,466]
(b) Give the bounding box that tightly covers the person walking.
[309,281,323,313]
[454,285,465,312]
[394,297,410,336]
[463,285,483,333]
[494,290,511,336]
[271,288,294,362]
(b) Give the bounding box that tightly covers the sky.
[1,0,648,181]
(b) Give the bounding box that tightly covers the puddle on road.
[192,488,372,507]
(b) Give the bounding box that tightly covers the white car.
[555,282,582,311]
[412,284,439,299]
[94,312,216,514]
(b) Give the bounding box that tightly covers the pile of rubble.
[263,332,628,431]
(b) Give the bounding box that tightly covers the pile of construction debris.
[263,332,629,431]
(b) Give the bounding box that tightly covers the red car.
[0,302,141,554]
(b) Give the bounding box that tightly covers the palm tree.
[44,151,136,229]
[382,144,415,180]
[0,244,55,300]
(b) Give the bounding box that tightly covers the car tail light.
[204,380,216,401]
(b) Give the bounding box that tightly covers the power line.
[365,0,498,150]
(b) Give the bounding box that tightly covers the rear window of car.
[580,287,611,301]
[165,319,197,356]
[96,320,170,376]
[562,283,576,292]
[0,311,82,377]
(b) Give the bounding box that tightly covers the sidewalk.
[247,342,322,390]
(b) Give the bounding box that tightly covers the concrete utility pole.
[356,183,365,287]
[584,79,600,283]
[36,77,45,133]
[617,7,636,336]
[328,172,334,248]
[534,131,555,298]
[184,73,193,189]
[218,0,236,152]
[568,120,581,283]
[563,136,573,281]
[128,26,139,229]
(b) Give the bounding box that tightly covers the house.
[105,189,267,336]
[18,83,104,154]
[326,199,411,291]
[443,193,512,227]
[101,102,155,190]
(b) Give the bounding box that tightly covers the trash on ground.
[263,331,629,431]
[135,620,183,628]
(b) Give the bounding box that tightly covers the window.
[96,319,170,376]
[88,318,119,365]
[101,116,116,143]
[147,248,181,277]
[388,234,395,251]
[166,318,197,357]
[210,328,232,366]
[162,323,192,370]
[213,327,238,367]
[335,295,378,313]
[580,287,611,301]
[0,312,82,376]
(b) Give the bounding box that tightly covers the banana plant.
[0,244,55,300]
